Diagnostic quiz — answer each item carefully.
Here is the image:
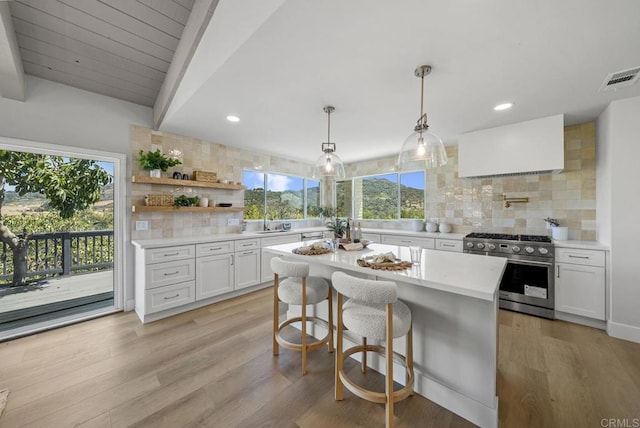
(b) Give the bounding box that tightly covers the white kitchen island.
[264,242,507,428]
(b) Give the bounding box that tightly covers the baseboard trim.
[607,320,640,344]
[555,311,606,330]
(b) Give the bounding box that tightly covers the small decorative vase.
[149,169,161,178]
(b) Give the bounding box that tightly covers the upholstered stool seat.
[271,257,333,375]
[332,271,414,428]
[278,276,329,306]
[342,300,412,340]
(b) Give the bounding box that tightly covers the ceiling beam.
[153,0,219,128]
[0,1,25,101]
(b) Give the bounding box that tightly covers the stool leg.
[327,287,334,353]
[273,274,279,356]
[301,277,308,375]
[361,337,367,373]
[335,292,344,401]
[386,303,394,428]
[407,323,414,396]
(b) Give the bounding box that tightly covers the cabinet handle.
[243,251,253,255]
[442,243,455,247]
[163,271,179,276]
[401,240,411,243]
[242,243,252,247]
[556,265,560,278]
[163,252,179,256]
[231,255,234,266]
[568,255,589,259]
[164,294,180,300]
[209,247,222,251]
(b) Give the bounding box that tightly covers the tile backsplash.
[346,122,596,241]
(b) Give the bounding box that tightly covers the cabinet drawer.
[197,241,234,257]
[436,239,463,252]
[556,248,605,267]
[361,232,381,242]
[381,234,435,249]
[261,234,302,247]
[146,258,195,289]
[145,245,194,264]
[235,239,260,251]
[145,281,195,314]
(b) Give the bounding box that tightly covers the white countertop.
[361,228,466,240]
[553,240,610,251]
[263,242,506,302]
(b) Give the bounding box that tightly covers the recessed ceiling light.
[494,103,513,111]
[226,115,240,122]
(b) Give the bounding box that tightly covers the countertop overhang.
[263,242,507,302]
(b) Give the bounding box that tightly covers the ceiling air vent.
[599,66,640,92]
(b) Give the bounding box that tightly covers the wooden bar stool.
[332,271,414,428]
[271,257,334,375]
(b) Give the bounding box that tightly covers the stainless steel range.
[463,232,555,319]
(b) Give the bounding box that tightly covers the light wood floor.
[0,287,638,427]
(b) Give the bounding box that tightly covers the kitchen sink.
[256,229,287,234]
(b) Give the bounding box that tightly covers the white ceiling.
[2,0,640,164]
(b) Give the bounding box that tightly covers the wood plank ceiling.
[8,0,195,107]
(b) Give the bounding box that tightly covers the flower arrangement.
[544,217,560,227]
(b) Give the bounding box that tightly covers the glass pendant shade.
[397,64,448,171]
[312,105,345,179]
[313,149,345,179]
[397,129,448,170]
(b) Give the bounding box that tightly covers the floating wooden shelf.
[132,206,245,213]
[132,176,244,190]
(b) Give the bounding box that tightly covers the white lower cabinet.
[196,252,235,300]
[381,234,435,249]
[435,238,463,252]
[235,249,261,289]
[145,281,196,314]
[555,248,606,320]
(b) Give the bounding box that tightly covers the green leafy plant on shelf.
[138,149,182,171]
[173,195,200,208]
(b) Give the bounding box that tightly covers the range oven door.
[497,258,554,309]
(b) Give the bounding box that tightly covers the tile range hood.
[457,114,564,178]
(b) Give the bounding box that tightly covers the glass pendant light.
[313,105,345,179]
[397,65,448,170]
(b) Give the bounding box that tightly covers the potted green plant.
[326,215,347,238]
[138,149,182,177]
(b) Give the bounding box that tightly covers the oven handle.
[505,259,553,267]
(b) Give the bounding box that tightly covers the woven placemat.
[292,247,331,256]
[357,259,412,270]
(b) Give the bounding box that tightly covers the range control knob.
[525,246,535,254]
[539,247,549,255]
[512,246,521,253]
[476,243,485,249]
[486,243,496,250]
[466,242,474,248]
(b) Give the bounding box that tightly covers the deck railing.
[0,230,114,283]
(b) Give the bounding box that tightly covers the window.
[338,171,425,220]
[243,170,320,220]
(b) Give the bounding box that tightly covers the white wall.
[597,95,640,343]
[0,76,153,305]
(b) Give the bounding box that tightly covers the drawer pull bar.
[442,243,455,247]
[243,251,253,255]
[401,240,411,243]
[242,243,252,247]
[568,255,590,259]
[163,252,179,256]
[163,271,180,276]
[209,247,222,251]
[164,294,180,300]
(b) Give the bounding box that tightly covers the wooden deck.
[0,271,113,325]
